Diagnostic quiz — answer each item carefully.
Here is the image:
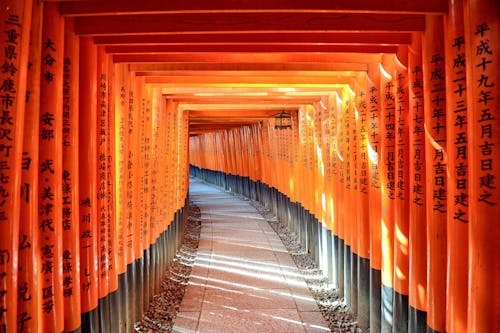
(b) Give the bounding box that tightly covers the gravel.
[134,201,202,333]
[250,200,364,333]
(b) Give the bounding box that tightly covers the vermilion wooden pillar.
[0,1,32,331]
[367,63,382,333]
[336,90,346,299]
[342,86,353,312]
[78,36,99,332]
[445,0,469,332]
[106,53,118,297]
[355,73,371,330]
[423,15,448,333]
[380,55,396,333]
[38,4,64,332]
[408,33,428,333]
[393,47,410,333]
[17,2,41,332]
[62,17,81,332]
[464,0,500,332]
[329,92,340,289]
[124,67,137,332]
[114,63,128,279]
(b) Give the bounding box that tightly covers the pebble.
[249,199,365,333]
[134,201,202,332]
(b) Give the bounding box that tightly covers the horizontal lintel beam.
[105,44,397,54]
[61,0,447,16]
[114,52,382,64]
[93,32,412,45]
[75,13,424,35]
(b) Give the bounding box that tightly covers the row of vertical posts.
[0,1,190,332]
[189,1,499,331]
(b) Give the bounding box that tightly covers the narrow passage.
[172,179,330,333]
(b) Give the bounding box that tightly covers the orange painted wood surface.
[445,0,469,331]
[17,2,42,332]
[62,17,82,331]
[464,0,500,332]
[393,50,410,297]
[380,56,395,290]
[38,4,65,331]
[408,32,427,313]
[0,1,32,331]
[78,36,99,313]
[423,15,448,332]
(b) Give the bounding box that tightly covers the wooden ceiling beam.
[105,44,397,54]
[75,13,424,36]
[174,93,320,104]
[145,75,352,85]
[178,99,318,107]
[114,52,382,63]
[93,32,412,45]
[60,0,447,16]
[131,63,368,72]
[189,110,287,117]
[133,66,368,76]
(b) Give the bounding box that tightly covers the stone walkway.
[172,179,329,333]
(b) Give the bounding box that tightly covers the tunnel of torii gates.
[0,0,498,332]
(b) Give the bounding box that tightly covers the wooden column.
[380,55,396,333]
[445,0,469,332]
[38,4,64,331]
[423,15,448,333]
[17,1,41,332]
[78,36,99,331]
[356,73,371,330]
[393,47,410,333]
[464,0,500,332]
[408,33,428,333]
[0,1,32,331]
[62,17,81,332]
[367,63,382,333]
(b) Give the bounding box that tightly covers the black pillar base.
[81,307,100,333]
[357,256,370,330]
[393,290,409,333]
[409,306,427,333]
[370,268,382,333]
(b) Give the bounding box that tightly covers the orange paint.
[17,1,41,332]
[329,92,341,237]
[131,73,143,259]
[464,1,500,332]
[78,36,99,314]
[408,32,427,313]
[355,73,370,260]
[423,15,448,332]
[106,53,118,294]
[346,85,357,253]
[0,1,32,331]
[393,49,410,296]
[380,56,395,290]
[39,4,64,331]
[337,90,348,243]
[114,63,128,274]
[445,0,469,331]
[62,17,82,331]
[96,46,111,299]
[367,63,382,271]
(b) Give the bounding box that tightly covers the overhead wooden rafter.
[59,0,447,16]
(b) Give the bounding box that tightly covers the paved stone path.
[172,179,329,333]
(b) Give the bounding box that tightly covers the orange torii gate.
[0,0,498,332]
